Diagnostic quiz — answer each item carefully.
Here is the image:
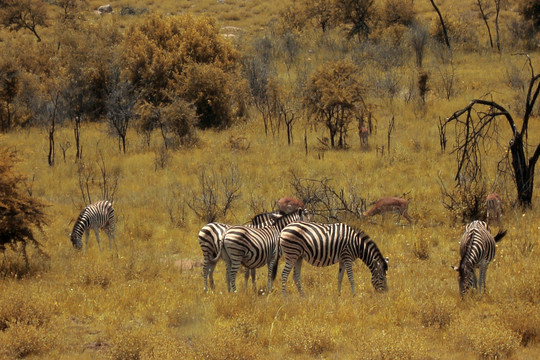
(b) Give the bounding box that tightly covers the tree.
[429,0,451,49]
[333,0,376,40]
[304,60,365,148]
[121,14,243,133]
[302,0,334,32]
[0,61,20,132]
[0,0,47,42]
[476,0,494,48]
[443,56,540,207]
[0,148,48,268]
[106,75,137,153]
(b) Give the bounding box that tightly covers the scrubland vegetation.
[0,0,540,359]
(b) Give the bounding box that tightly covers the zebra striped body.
[70,200,115,251]
[454,220,506,295]
[198,211,280,292]
[280,222,388,296]
[223,209,310,293]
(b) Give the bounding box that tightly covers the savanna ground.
[1,0,540,359]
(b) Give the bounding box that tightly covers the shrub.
[452,310,521,359]
[0,324,54,359]
[0,148,48,269]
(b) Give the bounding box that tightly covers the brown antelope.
[277,197,305,215]
[359,127,369,148]
[363,197,413,224]
[486,193,502,226]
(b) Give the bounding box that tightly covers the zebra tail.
[494,229,507,243]
[271,253,280,282]
[210,245,223,263]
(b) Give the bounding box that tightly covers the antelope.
[486,193,502,226]
[363,197,413,224]
[277,197,305,215]
[359,127,369,148]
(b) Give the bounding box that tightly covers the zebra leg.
[344,260,356,296]
[292,259,304,296]
[202,258,210,292]
[93,228,103,251]
[472,269,478,291]
[479,265,488,293]
[229,261,241,293]
[267,258,276,292]
[281,259,294,294]
[250,268,256,292]
[338,262,345,295]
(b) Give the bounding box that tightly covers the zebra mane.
[351,225,388,272]
[458,223,484,271]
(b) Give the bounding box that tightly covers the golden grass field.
[0,0,540,359]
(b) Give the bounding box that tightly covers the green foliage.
[122,13,243,131]
[304,60,365,148]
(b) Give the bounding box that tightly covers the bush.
[452,310,521,359]
[0,148,48,269]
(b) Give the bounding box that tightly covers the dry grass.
[1,1,540,359]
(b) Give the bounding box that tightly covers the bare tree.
[494,0,502,52]
[429,0,451,49]
[476,0,494,48]
[187,165,242,223]
[443,55,540,206]
[290,172,366,222]
[106,78,137,153]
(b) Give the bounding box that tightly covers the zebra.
[280,221,388,296]
[452,220,506,296]
[198,211,281,293]
[70,200,116,251]
[222,208,310,293]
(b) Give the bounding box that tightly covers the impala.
[363,197,413,224]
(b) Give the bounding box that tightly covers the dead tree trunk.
[429,0,451,50]
[443,57,540,207]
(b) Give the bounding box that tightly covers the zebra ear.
[384,257,389,264]
[451,265,459,271]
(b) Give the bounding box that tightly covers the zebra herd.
[70,195,507,297]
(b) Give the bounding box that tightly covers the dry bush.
[412,235,430,260]
[416,297,455,329]
[285,322,337,356]
[0,288,53,331]
[451,309,521,359]
[194,323,260,360]
[362,327,428,359]
[71,256,115,289]
[0,287,55,358]
[502,303,540,347]
[0,323,55,359]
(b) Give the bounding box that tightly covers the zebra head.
[70,221,84,250]
[371,256,388,292]
[70,232,83,250]
[453,264,475,296]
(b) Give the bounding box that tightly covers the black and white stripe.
[280,222,388,296]
[453,220,506,295]
[70,200,115,251]
[198,211,281,292]
[222,209,310,293]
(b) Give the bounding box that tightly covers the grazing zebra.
[198,211,281,292]
[70,200,116,251]
[452,220,507,296]
[280,222,388,296]
[222,209,310,293]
